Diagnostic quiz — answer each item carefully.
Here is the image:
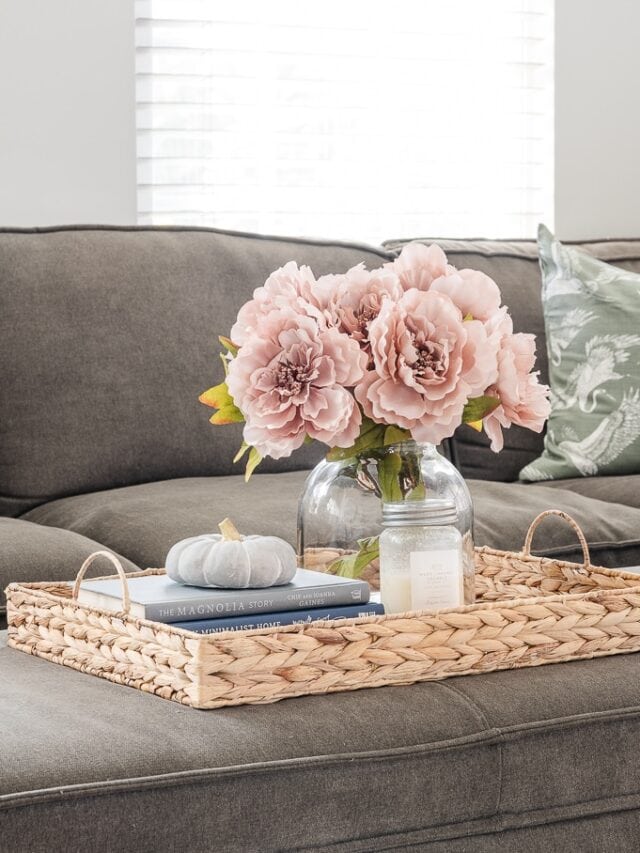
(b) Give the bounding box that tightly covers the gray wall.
[555,0,640,239]
[0,0,136,226]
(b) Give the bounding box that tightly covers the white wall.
[0,0,136,227]
[0,2,638,236]
[555,0,640,239]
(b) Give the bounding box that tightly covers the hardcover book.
[75,569,370,623]
[172,602,385,633]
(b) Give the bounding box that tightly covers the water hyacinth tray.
[6,510,640,710]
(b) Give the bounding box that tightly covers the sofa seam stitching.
[0,224,394,260]
[434,680,505,818]
[4,710,640,813]
[2,693,636,808]
[298,791,640,852]
[0,732,504,811]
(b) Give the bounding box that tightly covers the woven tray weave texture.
[7,511,640,709]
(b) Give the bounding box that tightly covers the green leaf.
[383,425,410,446]
[326,416,385,461]
[328,536,379,579]
[462,395,500,423]
[244,446,262,481]
[377,451,403,502]
[209,405,244,425]
[406,481,427,501]
[218,335,239,356]
[200,380,244,425]
[233,441,251,464]
[199,381,232,409]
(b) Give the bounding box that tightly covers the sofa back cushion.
[384,237,640,481]
[0,226,393,516]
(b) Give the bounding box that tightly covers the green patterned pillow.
[520,225,640,482]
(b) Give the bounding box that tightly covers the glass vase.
[297,440,475,603]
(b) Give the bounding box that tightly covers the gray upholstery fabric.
[0,226,392,516]
[4,632,640,851]
[22,473,640,571]
[384,237,640,482]
[22,471,310,569]
[0,517,138,626]
[415,814,640,853]
[540,474,640,510]
[470,480,640,567]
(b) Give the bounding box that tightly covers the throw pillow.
[519,225,640,481]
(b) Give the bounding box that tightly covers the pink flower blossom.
[483,333,551,452]
[213,243,550,463]
[385,242,455,292]
[321,263,403,358]
[227,308,367,458]
[431,267,511,359]
[230,262,323,346]
[355,289,499,445]
[430,268,502,323]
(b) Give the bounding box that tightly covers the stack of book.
[76,568,383,634]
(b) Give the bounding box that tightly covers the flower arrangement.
[200,242,550,478]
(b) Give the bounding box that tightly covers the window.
[136,0,553,242]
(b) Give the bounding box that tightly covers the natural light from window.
[136,0,554,242]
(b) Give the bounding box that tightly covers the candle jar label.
[409,549,463,610]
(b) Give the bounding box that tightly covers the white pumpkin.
[165,518,297,589]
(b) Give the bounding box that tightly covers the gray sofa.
[3,225,640,852]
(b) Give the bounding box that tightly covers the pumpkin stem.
[218,517,242,541]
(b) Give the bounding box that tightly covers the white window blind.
[136,0,553,242]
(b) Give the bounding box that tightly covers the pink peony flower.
[230,262,323,346]
[321,263,403,358]
[213,243,549,464]
[227,308,367,459]
[431,267,511,358]
[385,243,511,369]
[385,242,455,292]
[430,268,502,323]
[355,289,499,445]
[483,333,551,452]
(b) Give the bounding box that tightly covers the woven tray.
[6,510,640,710]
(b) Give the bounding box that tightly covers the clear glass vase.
[297,440,475,603]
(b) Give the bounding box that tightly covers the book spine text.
[173,603,384,633]
[145,579,370,623]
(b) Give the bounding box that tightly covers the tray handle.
[522,509,591,569]
[72,551,131,614]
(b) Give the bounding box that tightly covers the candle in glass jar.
[379,499,463,614]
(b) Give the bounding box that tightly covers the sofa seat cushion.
[22,472,311,569]
[0,518,138,627]
[22,473,640,571]
[470,480,640,567]
[539,474,640,510]
[4,633,640,851]
[0,631,497,849]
